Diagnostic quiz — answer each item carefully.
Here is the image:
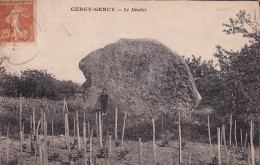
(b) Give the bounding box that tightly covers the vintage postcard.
[0,0,259,164]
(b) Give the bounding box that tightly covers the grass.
[0,135,259,164]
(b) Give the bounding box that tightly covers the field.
[0,96,259,165]
[1,134,259,165]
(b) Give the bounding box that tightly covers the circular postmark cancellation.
[0,0,36,44]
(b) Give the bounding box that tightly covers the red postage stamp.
[0,0,35,43]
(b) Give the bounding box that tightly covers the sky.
[1,1,258,84]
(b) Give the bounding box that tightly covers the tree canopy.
[0,69,80,100]
[184,10,259,128]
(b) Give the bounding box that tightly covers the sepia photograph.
[0,0,259,164]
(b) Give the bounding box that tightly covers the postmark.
[0,0,35,44]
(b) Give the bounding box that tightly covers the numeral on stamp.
[1,29,10,39]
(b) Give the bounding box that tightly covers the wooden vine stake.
[76,110,81,149]
[220,126,223,146]
[240,129,243,151]
[248,143,251,165]
[39,140,43,165]
[99,111,103,149]
[0,123,1,144]
[7,124,9,139]
[222,125,227,156]
[22,122,25,146]
[19,93,23,157]
[179,111,182,165]
[221,126,226,163]
[6,138,10,163]
[217,128,221,165]
[74,117,76,138]
[105,131,108,165]
[207,115,213,159]
[52,117,55,151]
[30,115,32,160]
[83,120,87,165]
[139,138,143,165]
[250,120,255,165]
[41,109,44,135]
[161,113,164,137]
[109,135,112,158]
[89,129,93,165]
[88,121,90,139]
[31,108,34,162]
[229,113,232,147]
[36,119,41,165]
[152,117,157,164]
[121,112,127,149]
[43,113,48,165]
[244,133,248,150]
[30,114,32,135]
[234,120,237,148]
[0,146,1,165]
[259,111,260,162]
[33,105,36,136]
[95,113,99,148]
[115,107,118,142]
[64,99,70,150]
[65,112,70,150]
[0,124,2,163]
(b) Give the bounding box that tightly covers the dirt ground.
[0,135,259,165]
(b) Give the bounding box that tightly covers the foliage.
[214,10,260,121]
[183,55,220,109]
[0,69,80,100]
[19,70,56,98]
[184,10,260,142]
[222,10,259,43]
[0,96,87,136]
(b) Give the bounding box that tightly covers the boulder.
[79,39,201,118]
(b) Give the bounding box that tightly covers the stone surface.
[79,39,201,117]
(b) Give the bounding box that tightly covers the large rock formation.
[79,39,201,118]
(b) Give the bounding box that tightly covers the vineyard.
[0,96,259,165]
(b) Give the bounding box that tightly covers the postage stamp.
[0,0,35,43]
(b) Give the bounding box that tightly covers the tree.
[19,69,56,98]
[184,10,259,128]
[213,10,260,124]
[55,80,80,100]
[0,69,80,100]
[0,67,6,95]
[183,55,221,109]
